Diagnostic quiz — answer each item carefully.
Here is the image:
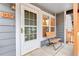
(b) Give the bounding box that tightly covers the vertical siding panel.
[56,12,64,40]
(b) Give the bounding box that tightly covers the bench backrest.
[46,32,55,38]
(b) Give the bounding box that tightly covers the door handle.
[21,28,23,33]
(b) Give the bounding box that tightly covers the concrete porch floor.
[24,43,73,56]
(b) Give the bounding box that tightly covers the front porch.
[0,3,78,56]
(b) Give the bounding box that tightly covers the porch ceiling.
[31,3,73,14]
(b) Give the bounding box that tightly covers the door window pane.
[25,19,30,25]
[30,12,34,19]
[34,14,37,25]
[34,14,37,20]
[25,27,30,36]
[30,20,34,25]
[30,34,34,40]
[34,34,37,39]
[30,27,37,33]
[25,35,30,41]
[24,10,29,18]
[33,27,37,33]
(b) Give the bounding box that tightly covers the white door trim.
[64,11,66,46]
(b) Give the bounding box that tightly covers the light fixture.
[10,4,15,10]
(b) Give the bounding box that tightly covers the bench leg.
[53,42,62,50]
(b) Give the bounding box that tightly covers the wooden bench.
[46,32,62,50]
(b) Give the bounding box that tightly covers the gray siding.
[0,4,16,56]
[56,12,64,41]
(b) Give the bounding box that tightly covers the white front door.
[21,4,39,55]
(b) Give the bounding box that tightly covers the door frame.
[20,4,41,55]
[64,11,66,46]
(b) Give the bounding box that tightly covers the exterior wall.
[56,12,64,41]
[0,4,16,56]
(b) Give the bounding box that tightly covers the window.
[42,15,55,37]
[50,17,55,32]
[24,10,37,41]
[42,15,49,37]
